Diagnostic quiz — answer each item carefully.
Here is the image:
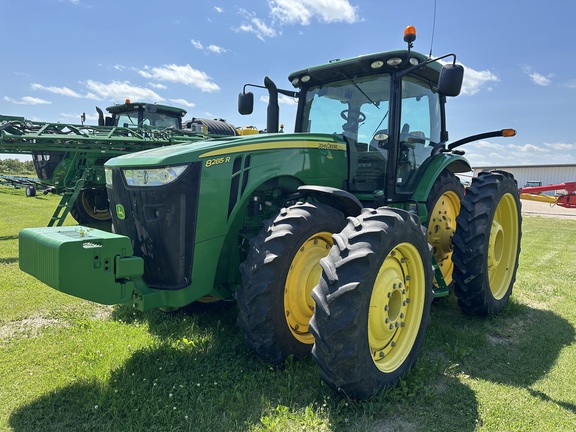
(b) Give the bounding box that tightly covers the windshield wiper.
[339,72,379,109]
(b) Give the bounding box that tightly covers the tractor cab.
[239,26,465,204]
[97,100,186,129]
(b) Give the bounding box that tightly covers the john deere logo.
[116,204,126,220]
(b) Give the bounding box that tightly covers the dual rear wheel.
[237,170,521,398]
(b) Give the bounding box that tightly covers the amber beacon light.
[403,25,416,45]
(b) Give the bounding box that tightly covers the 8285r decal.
[205,156,231,168]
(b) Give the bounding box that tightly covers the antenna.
[429,0,437,57]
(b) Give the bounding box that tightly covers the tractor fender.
[411,154,471,203]
[297,185,363,217]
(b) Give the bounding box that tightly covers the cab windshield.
[301,73,441,193]
[116,111,180,129]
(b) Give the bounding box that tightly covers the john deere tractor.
[19,26,521,399]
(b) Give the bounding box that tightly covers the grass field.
[1,185,575,431]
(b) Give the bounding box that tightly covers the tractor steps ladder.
[48,172,89,227]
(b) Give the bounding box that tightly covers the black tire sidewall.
[237,202,347,363]
[311,208,433,398]
[453,171,522,315]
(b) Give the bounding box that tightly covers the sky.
[1,0,576,168]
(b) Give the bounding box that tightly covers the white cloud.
[139,64,220,92]
[191,39,227,54]
[461,65,499,96]
[169,98,196,108]
[511,143,548,153]
[84,80,164,102]
[214,6,223,13]
[259,94,298,105]
[148,82,167,90]
[467,139,576,166]
[31,83,83,98]
[236,1,359,40]
[191,39,203,49]
[544,142,576,151]
[475,140,502,150]
[237,10,278,41]
[207,44,227,54]
[269,0,359,25]
[522,66,553,86]
[529,72,552,86]
[4,96,51,105]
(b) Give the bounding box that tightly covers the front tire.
[311,208,433,399]
[70,189,111,224]
[237,202,346,363]
[452,171,522,315]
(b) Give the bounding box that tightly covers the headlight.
[105,168,113,186]
[123,165,188,187]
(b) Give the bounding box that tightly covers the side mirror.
[438,64,464,97]
[238,92,254,115]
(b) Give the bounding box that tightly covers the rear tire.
[70,189,111,224]
[425,170,463,288]
[237,202,346,363]
[310,208,433,399]
[452,171,522,315]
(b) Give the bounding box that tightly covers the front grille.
[107,163,201,290]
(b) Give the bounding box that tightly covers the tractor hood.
[104,132,346,168]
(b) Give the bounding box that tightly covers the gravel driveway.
[520,199,576,219]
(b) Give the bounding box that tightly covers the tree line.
[0,158,35,175]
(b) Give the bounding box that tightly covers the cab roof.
[288,50,442,88]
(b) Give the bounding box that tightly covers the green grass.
[1,185,575,431]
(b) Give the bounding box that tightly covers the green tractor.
[2,100,237,225]
[19,27,521,399]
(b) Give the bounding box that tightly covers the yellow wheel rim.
[284,231,333,344]
[488,193,519,299]
[368,242,425,372]
[428,191,460,286]
[81,191,111,221]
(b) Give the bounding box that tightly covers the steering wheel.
[340,109,366,123]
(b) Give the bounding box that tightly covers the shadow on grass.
[9,295,571,432]
[0,257,17,264]
[527,388,576,414]
[426,295,575,413]
[8,305,321,431]
[8,303,483,432]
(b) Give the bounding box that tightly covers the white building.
[471,164,576,190]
